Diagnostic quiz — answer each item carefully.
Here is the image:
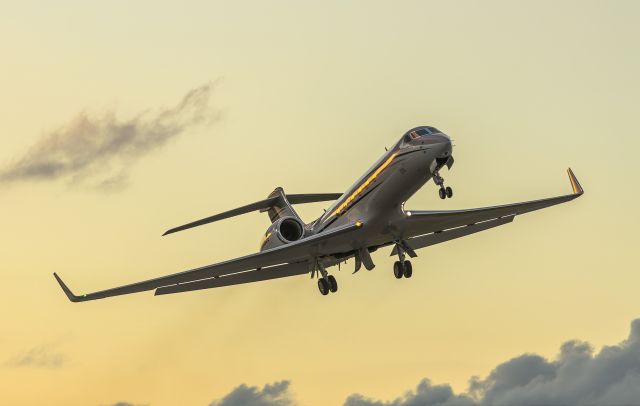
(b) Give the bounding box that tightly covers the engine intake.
[278,217,304,242]
[260,216,305,251]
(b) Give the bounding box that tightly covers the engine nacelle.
[260,216,305,251]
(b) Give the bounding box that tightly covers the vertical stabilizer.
[262,187,302,223]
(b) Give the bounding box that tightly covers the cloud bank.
[197,319,640,406]
[346,319,640,406]
[0,82,218,190]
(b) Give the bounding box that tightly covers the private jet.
[54,126,583,301]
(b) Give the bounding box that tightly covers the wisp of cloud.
[4,345,66,369]
[0,82,219,190]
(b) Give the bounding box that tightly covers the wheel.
[327,275,338,293]
[403,261,413,278]
[439,188,446,199]
[445,186,453,198]
[317,278,330,295]
[393,261,403,279]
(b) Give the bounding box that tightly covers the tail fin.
[262,187,300,222]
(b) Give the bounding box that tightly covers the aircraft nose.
[430,133,452,157]
[432,133,450,143]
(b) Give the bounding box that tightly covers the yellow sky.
[1,1,639,405]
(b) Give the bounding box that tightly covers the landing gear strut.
[433,170,453,199]
[314,261,338,296]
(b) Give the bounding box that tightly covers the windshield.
[404,127,440,142]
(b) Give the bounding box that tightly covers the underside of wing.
[397,168,583,241]
[54,221,362,302]
[155,261,310,296]
[391,215,515,255]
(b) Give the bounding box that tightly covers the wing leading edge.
[54,221,362,302]
[398,168,583,241]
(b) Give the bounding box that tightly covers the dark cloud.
[4,345,66,369]
[0,82,219,190]
[209,380,294,406]
[346,319,640,406]
[344,379,475,406]
[101,319,640,406]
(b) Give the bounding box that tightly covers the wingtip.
[53,273,81,303]
[567,168,584,196]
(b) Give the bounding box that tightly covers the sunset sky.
[1,1,639,405]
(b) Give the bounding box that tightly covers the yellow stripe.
[332,152,398,216]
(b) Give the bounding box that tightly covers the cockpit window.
[404,130,424,142]
[404,127,442,143]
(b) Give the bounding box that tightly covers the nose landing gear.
[433,170,453,199]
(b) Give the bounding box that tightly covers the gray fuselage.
[308,127,452,258]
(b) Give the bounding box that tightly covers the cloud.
[0,82,219,190]
[344,379,475,406]
[105,319,640,406]
[345,318,640,406]
[105,403,146,406]
[209,380,294,406]
[4,345,66,369]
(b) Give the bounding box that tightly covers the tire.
[318,278,330,295]
[327,275,338,293]
[445,186,453,198]
[403,261,413,278]
[393,261,403,279]
[439,188,446,199]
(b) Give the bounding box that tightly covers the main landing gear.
[393,241,416,279]
[433,170,453,199]
[317,275,337,295]
[393,260,413,278]
[314,262,338,296]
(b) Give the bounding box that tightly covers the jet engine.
[260,216,305,251]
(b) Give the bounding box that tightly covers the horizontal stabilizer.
[163,192,342,236]
[286,193,342,204]
[163,197,278,236]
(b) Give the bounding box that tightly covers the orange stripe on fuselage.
[332,152,398,216]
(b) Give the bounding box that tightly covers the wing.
[155,261,309,296]
[396,168,583,243]
[54,221,362,302]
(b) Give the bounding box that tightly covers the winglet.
[567,168,584,196]
[53,273,82,303]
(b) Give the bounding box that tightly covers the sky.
[1,1,639,405]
